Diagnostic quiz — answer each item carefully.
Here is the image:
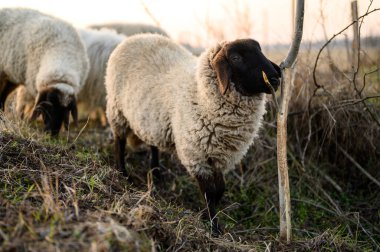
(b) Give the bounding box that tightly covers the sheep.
[12,28,123,123]
[105,33,281,234]
[181,42,205,56]
[88,22,169,37]
[0,8,89,135]
[76,28,126,116]
[12,24,200,121]
[89,22,205,56]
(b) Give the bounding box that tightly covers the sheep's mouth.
[262,71,280,93]
[30,88,78,136]
[230,72,268,96]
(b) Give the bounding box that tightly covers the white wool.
[89,23,169,37]
[0,8,89,97]
[53,83,75,95]
[106,34,267,178]
[76,28,126,110]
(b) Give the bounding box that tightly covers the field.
[1,41,379,251]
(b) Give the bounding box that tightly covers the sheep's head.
[211,39,281,96]
[30,86,78,136]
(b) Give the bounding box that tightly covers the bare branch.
[288,95,380,117]
[312,8,380,89]
[140,0,161,27]
[337,145,380,188]
[281,0,305,69]
[362,67,380,93]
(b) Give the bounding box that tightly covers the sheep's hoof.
[151,166,162,180]
[211,218,223,237]
[117,166,129,178]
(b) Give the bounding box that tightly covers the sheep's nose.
[270,77,280,91]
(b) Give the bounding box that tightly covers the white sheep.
[0,8,89,135]
[13,24,201,119]
[89,22,205,56]
[105,34,281,234]
[12,28,124,124]
[76,28,126,115]
[88,22,169,37]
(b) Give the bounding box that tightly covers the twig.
[71,116,90,145]
[140,0,161,27]
[312,8,380,89]
[354,0,374,95]
[312,165,343,193]
[288,95,380,117]
[337,145,380,187]
[280,0,304,69]
[262,71,279,111]
[361,67,380,94]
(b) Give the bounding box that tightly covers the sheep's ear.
[63,110,70,130]
[62,94,78,129]
[211,47,231,95]
[271,61,282,76]
[30,107,41,121]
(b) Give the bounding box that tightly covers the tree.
[276,0,305,243]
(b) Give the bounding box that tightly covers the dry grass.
[1,39,379,251]
[1,79,379,252]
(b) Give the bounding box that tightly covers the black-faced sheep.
[108,34,282,234]
[0,8,89,135]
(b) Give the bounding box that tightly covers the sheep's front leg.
[115,134,127,177]
[0,72,18,110]
[195,168,225,235]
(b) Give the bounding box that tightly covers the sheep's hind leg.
[115,133,127,177]
[150,146,161,179]
[195,169,225,236]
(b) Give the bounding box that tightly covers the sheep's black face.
[30,88,78,136]
[211,39,281,96]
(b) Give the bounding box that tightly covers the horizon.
[1,0,379,47]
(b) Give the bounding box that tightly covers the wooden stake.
[277,0,305,243]
[351,0,359,71]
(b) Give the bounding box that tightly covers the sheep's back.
[0,8,89,95]
[106,33,195,149]
[89,23,169,37]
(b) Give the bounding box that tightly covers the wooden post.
[277,0,305,243]
[351,0,359,71]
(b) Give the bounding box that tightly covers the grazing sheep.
[105,34,281,234]
[76,28,126,113]
[89,23,169,37]
[0,8,89,135]
[13,28,124,123]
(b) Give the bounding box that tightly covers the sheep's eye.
[230,54,242,63]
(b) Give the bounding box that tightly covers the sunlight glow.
[1,0,379,47]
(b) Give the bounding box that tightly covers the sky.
[1,0,379,47]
